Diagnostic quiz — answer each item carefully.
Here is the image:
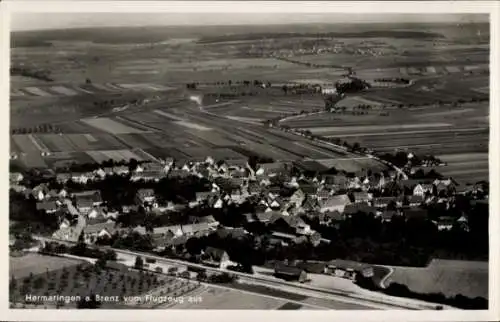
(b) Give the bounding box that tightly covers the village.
[9,150,488,283]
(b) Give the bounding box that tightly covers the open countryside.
[9,12,490,311]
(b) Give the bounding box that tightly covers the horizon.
[11,13,488,32]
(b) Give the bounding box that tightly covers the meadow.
[386,259,488,300]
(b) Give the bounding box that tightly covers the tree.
[95,256,107,271]
[134,256,144,270]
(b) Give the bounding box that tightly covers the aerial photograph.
[8,11,489,311]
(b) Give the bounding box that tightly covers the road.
[32,235,450,310]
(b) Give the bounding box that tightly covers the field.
[282,101,488,183]
[9,253,201,309]
[386,259,488,299]
[10,22,489,177]
[10,253,84,279]
[169,286,291,310]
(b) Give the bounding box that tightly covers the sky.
[11,13,488,31]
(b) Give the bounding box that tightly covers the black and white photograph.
[3,1,497,318]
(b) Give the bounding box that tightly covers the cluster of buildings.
[10,154,486,281]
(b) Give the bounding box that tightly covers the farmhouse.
[274,263,308,282]
[324,259,374,281]
[201,247,231,269]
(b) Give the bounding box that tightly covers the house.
[456,214,470,231]
[270,214,312,236]
[10,184,27,193]
[56,173,71,184]
[413,183,434,197]
[36,201,58,214]
[189,215,219,228]
[73,190,103,206]
[298,184,317,197]
[71,172,95,184]
[137,189,156,204]
[319,194,351,213]
[94,168,106,179]
[352,191,372,203]
[254,211,275,224]
[131,170,165,182]
[32,184,49,201]
[321,175,348,189]
[44,189,60,200]
[142,162,166,173]
[9,172,23,184]
[195,191,217,203]
[112,166,129,175]
[212,198,224,209]
[74,191,103,214]
[324,259,374,281]
[181,223,211,237]
[435,216,456,231]
[83,222,117,244]
[407,195,424,207]
[372,197,396,209]
[201,247,231,269]
[270,232,303,246]
[255,162,290,177]
[316,188,332,200]
[274,263,308,282]
[168,169,191,179]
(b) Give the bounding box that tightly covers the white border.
[1,1,499,321]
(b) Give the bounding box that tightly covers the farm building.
[274,263,308,282]
[324,259,374,281]
[201,247,231,269]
